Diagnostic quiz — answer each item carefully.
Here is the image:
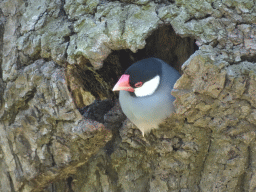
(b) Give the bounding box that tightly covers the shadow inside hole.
[102,24,198,77]
[72,24,198,113]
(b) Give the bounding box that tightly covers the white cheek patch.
[134,75,160,97]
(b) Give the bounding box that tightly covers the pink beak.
[112,74,134,92]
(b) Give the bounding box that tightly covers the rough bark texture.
[1,0,256,191]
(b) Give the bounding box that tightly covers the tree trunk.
[0,0,255,191]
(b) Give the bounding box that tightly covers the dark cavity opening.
[68,24,198,113]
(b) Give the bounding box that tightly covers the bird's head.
[112,58,162,97]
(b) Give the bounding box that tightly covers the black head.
[124,58,162,88]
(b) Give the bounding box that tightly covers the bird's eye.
[135,82,143,88]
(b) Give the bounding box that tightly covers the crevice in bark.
[7,137,25,182]
[79,99,115,123]
[47,141,56,167]
[0,9,3,79]
[185,14,212,23]
[7,172,15,192]
[199,136,212,189]
[59,0,67,17]
[241,55,256,63]
[67,176,74,192]
[236,172,246,192]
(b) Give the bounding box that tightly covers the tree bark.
[0,0,256,191]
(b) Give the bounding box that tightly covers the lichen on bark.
[1,0,256,191]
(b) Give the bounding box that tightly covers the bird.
[112,58,181,136]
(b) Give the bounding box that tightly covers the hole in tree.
[66,24,198,115]
[241,55,256,62]
[67,176,74,192]
[63,36,70,43]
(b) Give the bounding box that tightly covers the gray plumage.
[114,58,181,136]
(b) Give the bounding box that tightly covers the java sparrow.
[112,58,181,136]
